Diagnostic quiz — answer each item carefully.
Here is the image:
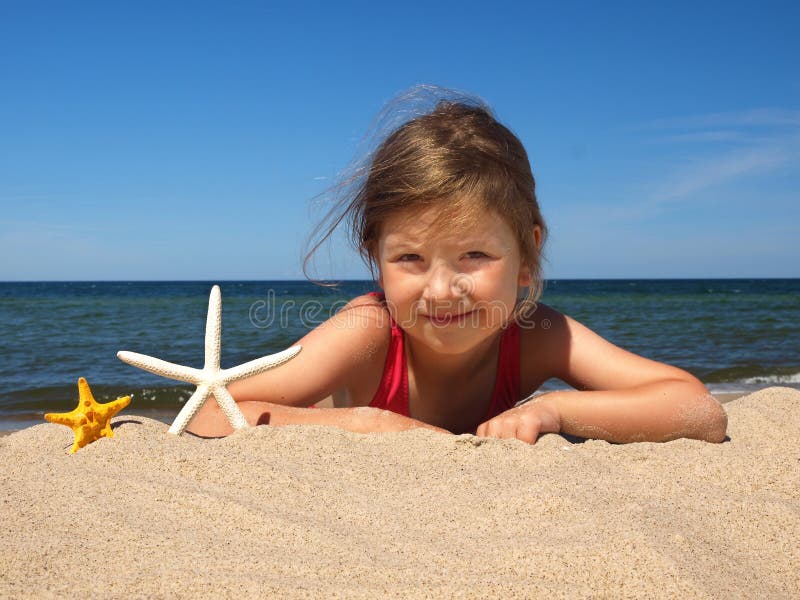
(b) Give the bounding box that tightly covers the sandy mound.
[1,387,798,598]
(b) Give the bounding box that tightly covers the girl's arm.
[477,305,727,444]
[189,400,450,437]
[226,294,390,407]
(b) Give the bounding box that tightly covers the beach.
[1,387,798,598]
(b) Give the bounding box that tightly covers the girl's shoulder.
[234,292,392,408]
[316,292,393,347]
[329,292,392,332]
[321,292,393,405]
[517,302,566,395]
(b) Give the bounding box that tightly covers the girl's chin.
[408,322,498,353]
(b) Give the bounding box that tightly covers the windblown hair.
[304,86,548,322]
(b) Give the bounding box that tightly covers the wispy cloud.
[636,108,800,131]
[648,141,796,202]
[645,130,746,144]
[619,108,800,215]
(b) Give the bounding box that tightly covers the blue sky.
[1,0,797,280]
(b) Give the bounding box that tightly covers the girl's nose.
[422,263,472,303]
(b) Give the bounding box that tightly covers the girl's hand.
[475,398,561,444]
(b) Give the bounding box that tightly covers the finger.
[488,419,515,440]
[478,419,504,438]
[500,423,518,439]
[516,421,540,445]
[482,419,500,438]
[518,411,545,444]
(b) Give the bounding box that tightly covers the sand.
[1,387,798,599]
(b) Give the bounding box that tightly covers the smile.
[425,310,475,326]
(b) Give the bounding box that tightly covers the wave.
[1,384,194,415]
[741,372,800,385]
[700,364,800,384]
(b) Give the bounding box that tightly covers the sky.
[0,0,798,280]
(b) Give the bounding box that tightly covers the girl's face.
[377,206,534,356]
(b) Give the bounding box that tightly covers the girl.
[188,92,728,444]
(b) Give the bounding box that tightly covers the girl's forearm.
[254,403,451,435]
[537,379,727,443]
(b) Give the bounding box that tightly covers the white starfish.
[117,285,301,435]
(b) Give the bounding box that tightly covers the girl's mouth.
[426,310,475,326]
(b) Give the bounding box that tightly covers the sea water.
[1,279,797,430]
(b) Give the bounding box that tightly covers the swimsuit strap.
[367,292,409,415]
[482,321,521,421]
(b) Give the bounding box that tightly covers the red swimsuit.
[367,292,521,422]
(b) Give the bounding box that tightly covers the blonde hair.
[305,86,548,323]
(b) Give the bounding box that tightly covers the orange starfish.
[44,377,131,453]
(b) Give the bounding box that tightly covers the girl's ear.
[517,225,542,287]
[532,225,543,251]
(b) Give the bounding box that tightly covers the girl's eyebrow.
[383,234,498,250]
[382,233,424,247]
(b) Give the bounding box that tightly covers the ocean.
[1,279,798,431]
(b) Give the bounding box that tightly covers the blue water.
[1,279,798,430]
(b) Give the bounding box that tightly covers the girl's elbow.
[691,393,728,443]
[667,380,728,443]
[705,403,728,443]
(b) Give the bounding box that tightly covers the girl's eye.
[397,254,421,262]
[464,251,488,259]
